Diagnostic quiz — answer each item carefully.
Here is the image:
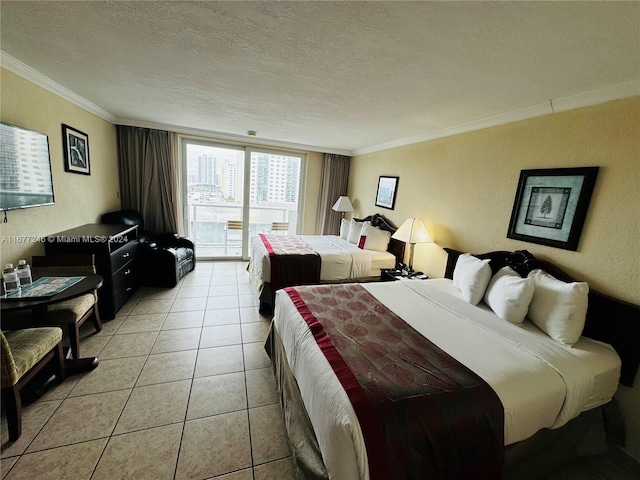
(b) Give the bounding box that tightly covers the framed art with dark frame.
[375,175,399,210]
[62,124,90,175]
[507,167,599,251]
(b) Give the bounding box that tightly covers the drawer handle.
[124,269,131,275]
[122,253,130,258]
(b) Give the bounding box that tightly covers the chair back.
[101,209,145,229]
[226,220,243,231]
[31,254,96,276]
[271,222,289,234]
[0,331,18,388]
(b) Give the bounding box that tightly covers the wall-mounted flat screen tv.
[0,122,55,211]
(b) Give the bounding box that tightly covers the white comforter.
[273,279,621,480]
[249,234,394,284]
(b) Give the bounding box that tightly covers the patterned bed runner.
[285,284,505,480]
[260,234,321,293]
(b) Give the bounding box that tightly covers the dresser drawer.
[113,281,137,313]
[113,260,137,291]
[107,226,138,254]
[111,241,139,273]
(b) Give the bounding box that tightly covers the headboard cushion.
[443,247,640,386]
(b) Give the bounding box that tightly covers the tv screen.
[0,122,55,211]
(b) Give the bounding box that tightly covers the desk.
[1,274,104,374]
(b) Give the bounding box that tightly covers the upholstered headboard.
[355,213,405,268]
[443,248,640,387]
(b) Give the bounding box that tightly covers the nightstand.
[380,268,428,282]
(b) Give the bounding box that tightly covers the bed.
[266,248,640,480]
[248,214,405,311]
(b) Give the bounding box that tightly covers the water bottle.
[2,263,20,293]
[17,259,33,286]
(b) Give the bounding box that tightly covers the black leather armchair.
[101,209,195,288]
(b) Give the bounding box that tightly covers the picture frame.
[375,175,399,210]
[62,124,90,175]
[507,167,599,251]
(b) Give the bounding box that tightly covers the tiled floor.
[1,261,294,480]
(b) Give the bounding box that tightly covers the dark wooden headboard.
[444,248,640,387]
[355,213,405,268]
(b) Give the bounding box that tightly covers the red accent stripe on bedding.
[260,233,274,255]
[285,287,391,480]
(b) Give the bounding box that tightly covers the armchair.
[2,328,65,440]
[101,209,195,288]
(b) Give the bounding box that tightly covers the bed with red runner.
[248,214,404,312]
[259,233,322,300]
[266,249,639,480]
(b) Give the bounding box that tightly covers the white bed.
[271,264,624,479]
[249,234,396,284]
[267,249,640,479]
[247,214,404,311]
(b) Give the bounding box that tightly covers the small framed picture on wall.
[62,124,90,175]
[375,175,399,210]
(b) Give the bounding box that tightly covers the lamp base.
[408,243,416,272]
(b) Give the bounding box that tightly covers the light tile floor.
[1,261,295,480]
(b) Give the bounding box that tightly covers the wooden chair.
[225,220,243,255]
[270,222,289,234]
[1,328,65,440]
[30,254,102,360]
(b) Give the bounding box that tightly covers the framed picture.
[375,175,399,210]
[62,124,90,175]
[507,167,599,251]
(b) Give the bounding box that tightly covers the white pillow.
[339,218,350,240]
[484,266,534,324]
[452,254,492,305]
[527,269,589,346]
[347,220,369,244]
[358,223,391,252]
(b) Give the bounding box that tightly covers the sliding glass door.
[182,139,305,260]
[246,147,304,240]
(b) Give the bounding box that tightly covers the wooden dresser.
[44,223,139,319]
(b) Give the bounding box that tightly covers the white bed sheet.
[248,234,396,285]
[273,278,621,480]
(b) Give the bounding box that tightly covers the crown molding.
[4,50,637,158]
[352,79,640,156]
[1,51,117,123]
[116,118,351,155]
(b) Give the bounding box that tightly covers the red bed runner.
[260,234,321,293]
[285,284,504,480]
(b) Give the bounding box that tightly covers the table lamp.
[391,218,433,271]
[332,196,354,219]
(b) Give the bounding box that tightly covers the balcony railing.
[188,202,297,257]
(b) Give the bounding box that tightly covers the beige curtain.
[116,126,180,234]
[315,153,351,235]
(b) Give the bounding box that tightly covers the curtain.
[116,126,180,235]
[315,153,351,235]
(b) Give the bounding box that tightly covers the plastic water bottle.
[17,259,33,286]
[2,263,20,293]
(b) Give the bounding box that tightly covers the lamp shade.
[332,196,354,212]
[391,218,433,244]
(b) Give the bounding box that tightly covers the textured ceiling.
[1,1,639,154]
